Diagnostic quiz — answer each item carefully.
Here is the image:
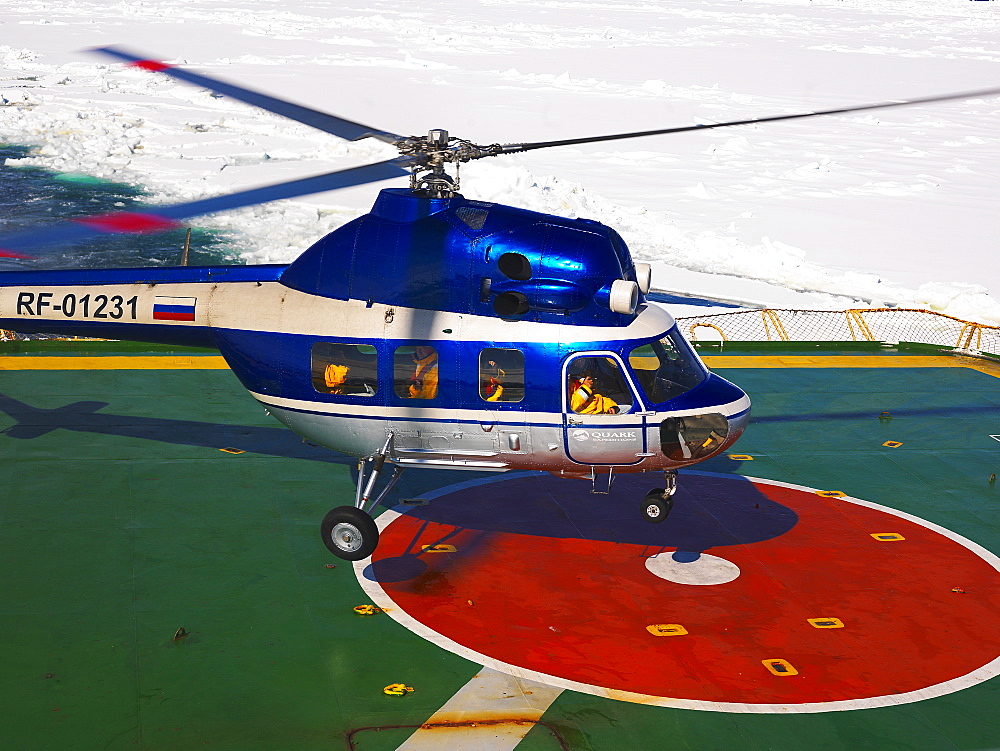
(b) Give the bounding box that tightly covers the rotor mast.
[396,129,503,199]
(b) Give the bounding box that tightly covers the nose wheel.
[642,470,678,524]
[641,490,673,523]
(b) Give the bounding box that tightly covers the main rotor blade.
[91,45,406,145]
[0,158,414,256]
[494,86,1000,155]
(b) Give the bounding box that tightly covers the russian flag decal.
[152,296,197,322]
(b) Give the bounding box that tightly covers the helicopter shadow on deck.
[367,463,798,583]
[0,391,358,467]
[0,391,798,577]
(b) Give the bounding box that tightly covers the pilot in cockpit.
[569,370,620,414]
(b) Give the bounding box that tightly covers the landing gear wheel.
[641,489,673,523]
[320,506,379,561]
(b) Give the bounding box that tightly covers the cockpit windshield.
[628,327,708,405]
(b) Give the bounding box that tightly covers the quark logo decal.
[592,430,637,443]
[570,429,638,443]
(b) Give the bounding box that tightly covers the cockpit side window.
[311,342,378,396]
[628,328,707,404]
[566,355,633,415]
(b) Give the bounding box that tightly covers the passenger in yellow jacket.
[483,359,505,402]
[569,373,619,414]
[323,363,349,394]
[409,346,439,399]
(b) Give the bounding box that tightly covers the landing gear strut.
[641,470,678,524]
[320,433,403,561]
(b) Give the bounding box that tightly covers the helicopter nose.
[656,374,751,463]
[713,373,751,448]
[727,403,751,444]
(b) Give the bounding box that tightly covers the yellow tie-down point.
[728,454,754,461]
[883,441,904,448]
[871,532,905,542]
[808,617,845,629]
[816,490,846,498]
[383,683,414,696]
[646,624,688,637]
[421,544,457,553]
[763,659,799,676]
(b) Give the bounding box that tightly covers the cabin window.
[566,355,633,415]
[479,348,525,403]
[394,345,439,400]
[628,328,707,404]
[311,342,378,396]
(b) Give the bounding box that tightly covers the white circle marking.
[645,552,740,585]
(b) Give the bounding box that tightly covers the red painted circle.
[363,473,1000,707]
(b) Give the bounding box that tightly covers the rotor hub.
[396,130,503,198]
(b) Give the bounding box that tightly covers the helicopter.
[1,46,998,561]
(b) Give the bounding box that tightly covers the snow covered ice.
[1,0,999,322]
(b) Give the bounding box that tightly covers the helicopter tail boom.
[0,264,286,347]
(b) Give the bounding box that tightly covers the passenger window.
[394,345,439,400]
[566,356,633,415]
[311,342,378,396]
[479,348,525,403]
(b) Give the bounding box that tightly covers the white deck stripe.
[396,668,564,750]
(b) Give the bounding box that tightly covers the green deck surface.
[1,343,999,750]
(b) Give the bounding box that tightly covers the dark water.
[0,144,241,271]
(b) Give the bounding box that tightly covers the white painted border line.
[355,471,1000,715]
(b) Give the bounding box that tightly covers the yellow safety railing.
[761,309,790,341]
[678,307,1000,357]
[845,310,876,342]
[957,322,983,351]
[688,322,728,341]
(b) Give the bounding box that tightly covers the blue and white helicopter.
[1,47,997,560]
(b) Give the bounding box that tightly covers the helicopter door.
[388,343,454,460]
[562,353,646,466]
